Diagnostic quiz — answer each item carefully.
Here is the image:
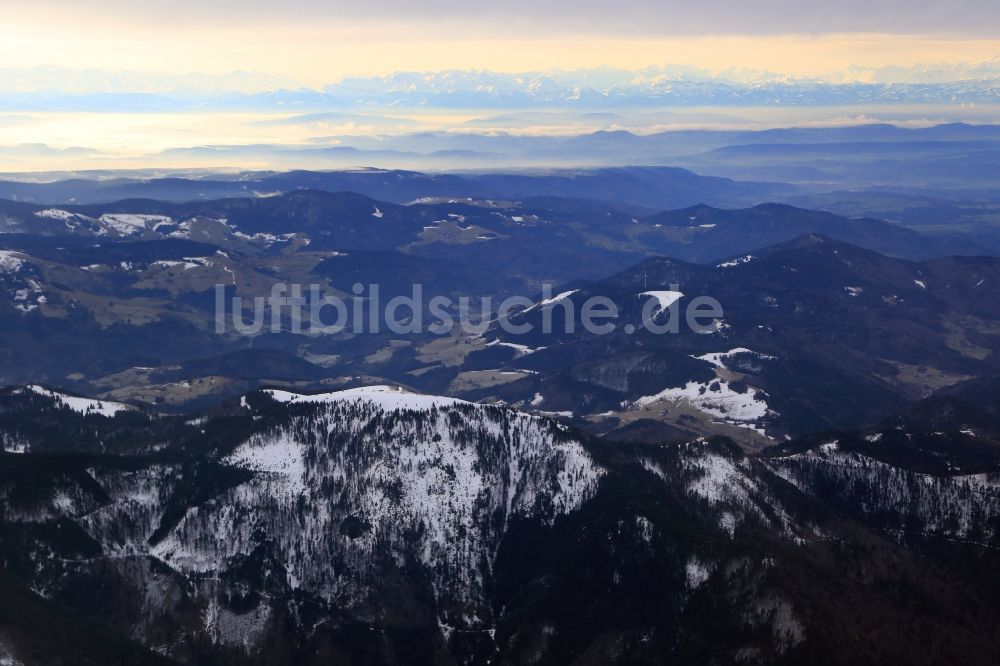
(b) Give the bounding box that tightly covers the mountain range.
[3,381,1000,664]
[0,188,994,430]
[4,122,1000,201]
[1,166,1000,664]
[6,66,1000,112]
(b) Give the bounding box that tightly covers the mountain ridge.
[4,382,1000,663]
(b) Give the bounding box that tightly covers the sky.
[3,1,999,86]
[1,1,999,171]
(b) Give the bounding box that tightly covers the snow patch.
[99,213,172,236]
[0,251,24,273]
[639,290,684,317]
[486,339,546,355]
[685,557,712,590]
[34,208,75,220]
[631,380,772,433]
[224,431,307,497]
[717,255,754,268]
[151,259,200,270]
[694,348,774,369]
[523,289,578,313]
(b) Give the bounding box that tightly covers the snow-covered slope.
[766,439,1000,543]
[259,384,469,411]
[2,387,603,652]
[21,385,133,418]
[5,388,1000,665]
[626,348,777,435]
[156,393,602,628]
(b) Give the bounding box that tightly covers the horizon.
[3,2,1000,170]
[3,113,1000,173]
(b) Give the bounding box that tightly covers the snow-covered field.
[629,349,776,434]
